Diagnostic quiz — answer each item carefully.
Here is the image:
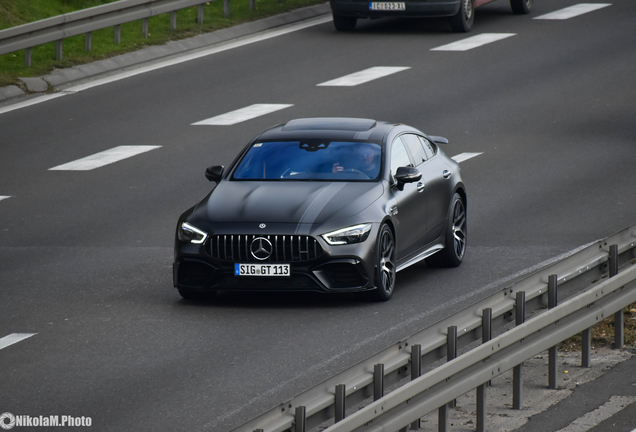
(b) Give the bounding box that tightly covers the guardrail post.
[250,0,256,10]
[513,291,525,410]
[114,25,121,44]
[438,404,448,432]
[142,18,149,38]
[197,4,205,24]
[476,308,492,432]
[56,40,63,60]
[170,12,177,30]
[610,245,624,348]
[294,406,306,432]
[25,48,32,67]
[374,364,384,401]
[476,383,486,432]
[410,344,421,430]
[548,274,558,389]
[85,32,92,51]
[224,0,230,18]
[581,328,591,368]
[335,384,345,423]
[447,326,457,408]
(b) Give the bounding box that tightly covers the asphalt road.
[1,1,635,431]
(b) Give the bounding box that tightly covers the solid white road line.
[452,152,483,163]
[0,333,36,351]
[192,103,293,126]
[0,196,11,202]
[49,145,161,171]
[0,93,67,116]
[535,3,611,20]
[554,396,636,432]
[0,16,331,116]
[317,66,411,86]
[431,33,516,51]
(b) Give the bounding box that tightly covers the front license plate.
[369,2,406,10]
[235,263,290,277]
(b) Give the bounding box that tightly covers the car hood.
[193,180,384,225]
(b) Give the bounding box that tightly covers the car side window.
[401,134,427,166]
[419,136,437,159]
[390,139,412,178]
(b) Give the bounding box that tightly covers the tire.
[426,193,467,268]
[333,13,357,31]
[510,0,532,14]
[449,0,474,32]
[370,224,396,302]
[178,288,216,301]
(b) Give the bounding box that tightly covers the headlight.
[178,222,208,244]
[321,223,372,245]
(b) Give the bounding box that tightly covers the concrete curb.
[0,2,332,104]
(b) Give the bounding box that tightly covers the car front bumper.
[173,224,381,294]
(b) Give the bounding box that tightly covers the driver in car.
[332,144,379,178]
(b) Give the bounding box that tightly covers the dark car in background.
[329,0,533,32]
[173,118,467,302]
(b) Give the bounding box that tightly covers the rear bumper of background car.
[330,0,461,18]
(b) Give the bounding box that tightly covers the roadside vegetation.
[559,301,636,352]
[0,0,326,88]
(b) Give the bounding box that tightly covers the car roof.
[255,117,397,143]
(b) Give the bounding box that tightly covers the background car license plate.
[235,263,290,277]
[369,2,406,10]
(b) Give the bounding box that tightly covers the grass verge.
[0,0,327,88]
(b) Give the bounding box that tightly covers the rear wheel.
[449,0,474,32]
[333,13,357,31]
[370,224,396,302]
[426,193,466,267]
[510,0,532,14]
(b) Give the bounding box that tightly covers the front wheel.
[449,0,475,32]
[426,193,466,267]
[333,13,357,31]
[370,224,396,302]
[510,0,532,14]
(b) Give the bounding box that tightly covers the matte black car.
[329,0,533,33]
[173,118,466,301]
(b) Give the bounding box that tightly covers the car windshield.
[232,140,382,181]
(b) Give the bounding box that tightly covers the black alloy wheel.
[449,0,475,32]
[426,193,467,267]
[510,0,533,14]
[333,14,357,31]
[371,224,396,301]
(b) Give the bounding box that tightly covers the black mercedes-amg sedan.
[173,118,466,301]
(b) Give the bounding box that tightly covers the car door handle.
[443,170,452,179]
[417,182,425,192]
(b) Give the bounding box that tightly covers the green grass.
[0,0,327,88]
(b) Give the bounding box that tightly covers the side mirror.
[205,165,224,183]
[394,166,422,191]
[428,135,449,145]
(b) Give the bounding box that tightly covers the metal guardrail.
[232,223,636,432]
[0,0,221,66]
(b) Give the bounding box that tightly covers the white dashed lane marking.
[554,396,636,432]
[0,196,11,202]
[317,67,411,86]
[452,152,483,163]
[192,104,294,126]
[0,333,36,351]
[49,145,161,171]
[431,33,516,51]
[535,3,611,20]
